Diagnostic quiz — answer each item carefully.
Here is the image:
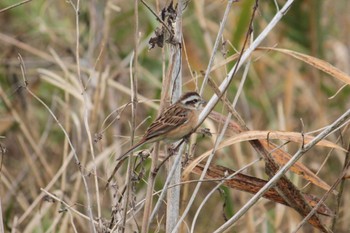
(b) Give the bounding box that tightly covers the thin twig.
[63,1,99,231]
[331,142,350,230]
[0,198,4,233]
[198,0,293,126]
[199,0,235,95]
[190,158,260,232]
[139,0,174,37]
[149,142,184,224]
[0,0,32,13]
[147,139,188,224]
[119,3,140,229]
[15,55,94,228]
[296,143,350,232]
[40,189,99,224]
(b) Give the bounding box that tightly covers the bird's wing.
[144,105,189,140]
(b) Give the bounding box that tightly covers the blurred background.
[1,0,350,232]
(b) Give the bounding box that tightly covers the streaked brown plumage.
[116,91,205,161]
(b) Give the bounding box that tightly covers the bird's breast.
[164,110,198,141]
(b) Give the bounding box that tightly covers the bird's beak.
[200,99,207,105]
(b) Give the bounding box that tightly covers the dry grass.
[1,0,350,232]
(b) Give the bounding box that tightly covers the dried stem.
[14,54,96,230]
[199,0,235,95]
[190,159,260,232]
[214,109,350,232]
[120,2,139,230]
[0,0,32,13]
[165,1,184,232]
[69,1,99,231]
[198,0,293,125]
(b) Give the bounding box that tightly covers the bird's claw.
[198,128,212,137]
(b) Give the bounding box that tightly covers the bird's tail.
[116,139,146,161]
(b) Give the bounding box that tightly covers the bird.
[116,91,206,161]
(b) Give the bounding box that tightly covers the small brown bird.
[116,91,206,161]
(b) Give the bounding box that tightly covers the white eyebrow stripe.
[182,95,199,104]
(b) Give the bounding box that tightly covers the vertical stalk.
[121,0,139,232]
[166,1,184,232]
[69,1,97,231]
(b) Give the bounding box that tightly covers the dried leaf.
[258,47,350,85]
[191,163,334,217]
[224,130,346,152]
[183,130,343,192]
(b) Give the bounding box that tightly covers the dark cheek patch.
[185,100,198,105]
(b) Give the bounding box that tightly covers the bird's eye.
[185,99,199,105]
